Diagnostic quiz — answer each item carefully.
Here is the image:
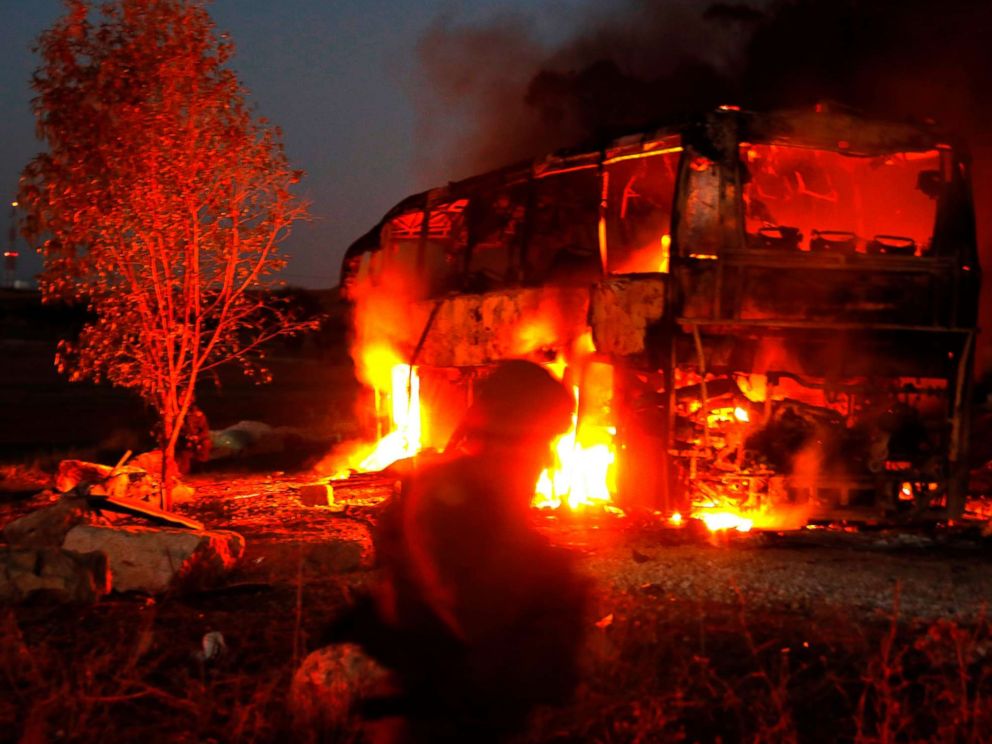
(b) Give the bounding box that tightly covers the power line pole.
[4,200,19,288]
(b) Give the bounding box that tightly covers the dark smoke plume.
[412,1,756,179]
[414,0,992,171]
[412,0,992,370]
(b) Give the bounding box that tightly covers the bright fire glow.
[696,510,753,532]
[690,490,809,533]
[658,233,671,273]
[356,363,422,472]
[342,352,622,514]
[533,384,617,511]
[333,351,818,536]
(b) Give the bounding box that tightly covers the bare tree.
[19,0,315,508]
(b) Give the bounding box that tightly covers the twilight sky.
[0,0,583,289]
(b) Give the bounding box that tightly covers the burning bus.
[337,106,982,529]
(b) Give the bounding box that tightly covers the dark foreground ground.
[2,471,992,744]
[3,290,992,742]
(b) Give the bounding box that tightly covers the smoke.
[412,0,992,371]
[412,12,550,180]
[414,0,992,169]
[412,1,756,180]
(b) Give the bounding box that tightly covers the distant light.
[3,251,18,258]
[718,104,741,112]
[10,201,17,208]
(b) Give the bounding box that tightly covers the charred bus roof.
[342,105,969,270]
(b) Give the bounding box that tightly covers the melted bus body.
[342,107,981,522]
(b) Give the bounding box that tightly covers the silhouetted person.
[176,404,211,474]
[326,360,589,742]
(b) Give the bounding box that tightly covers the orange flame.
[695,509,754,533]
[324,359,426,477]
[690,492,810,533]
[357,363,423,472]
[532,391,617,511]
[532,347,620,512]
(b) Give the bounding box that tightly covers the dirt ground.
[3,290,991,740]
[3,471,992,743]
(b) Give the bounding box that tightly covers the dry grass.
[525,587,992,743]
[2,577,990,743]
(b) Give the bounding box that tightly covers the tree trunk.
[159,411,178,512]
[162,438,176,511]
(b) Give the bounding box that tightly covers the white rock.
[62,524,244,593]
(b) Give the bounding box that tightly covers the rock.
[290,643,394,734]
[246,537,369,582]
[0,547,110,603]
[303,541,366,573]
[3,494,91,548]
[297,483,333,507]
[62,524,244,593]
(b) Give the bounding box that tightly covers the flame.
[658,233,671,273]
[697,510,754,532]
[337,308,828,535]
[333,345,819,535]
[359,364,422,471]
[533,398,616,511]
[327,361,424,476]
[358,343,404,391]
[529,338,620,511]
[339,343,622,514]
[690,492,810,534]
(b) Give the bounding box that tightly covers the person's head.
[457,360,573,459]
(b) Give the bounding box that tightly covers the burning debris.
[330,106,981,534]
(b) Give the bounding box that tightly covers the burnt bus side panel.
[413,286,591,368]
[590,276,667,357]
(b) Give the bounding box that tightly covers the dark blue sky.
[1,0,580,288]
